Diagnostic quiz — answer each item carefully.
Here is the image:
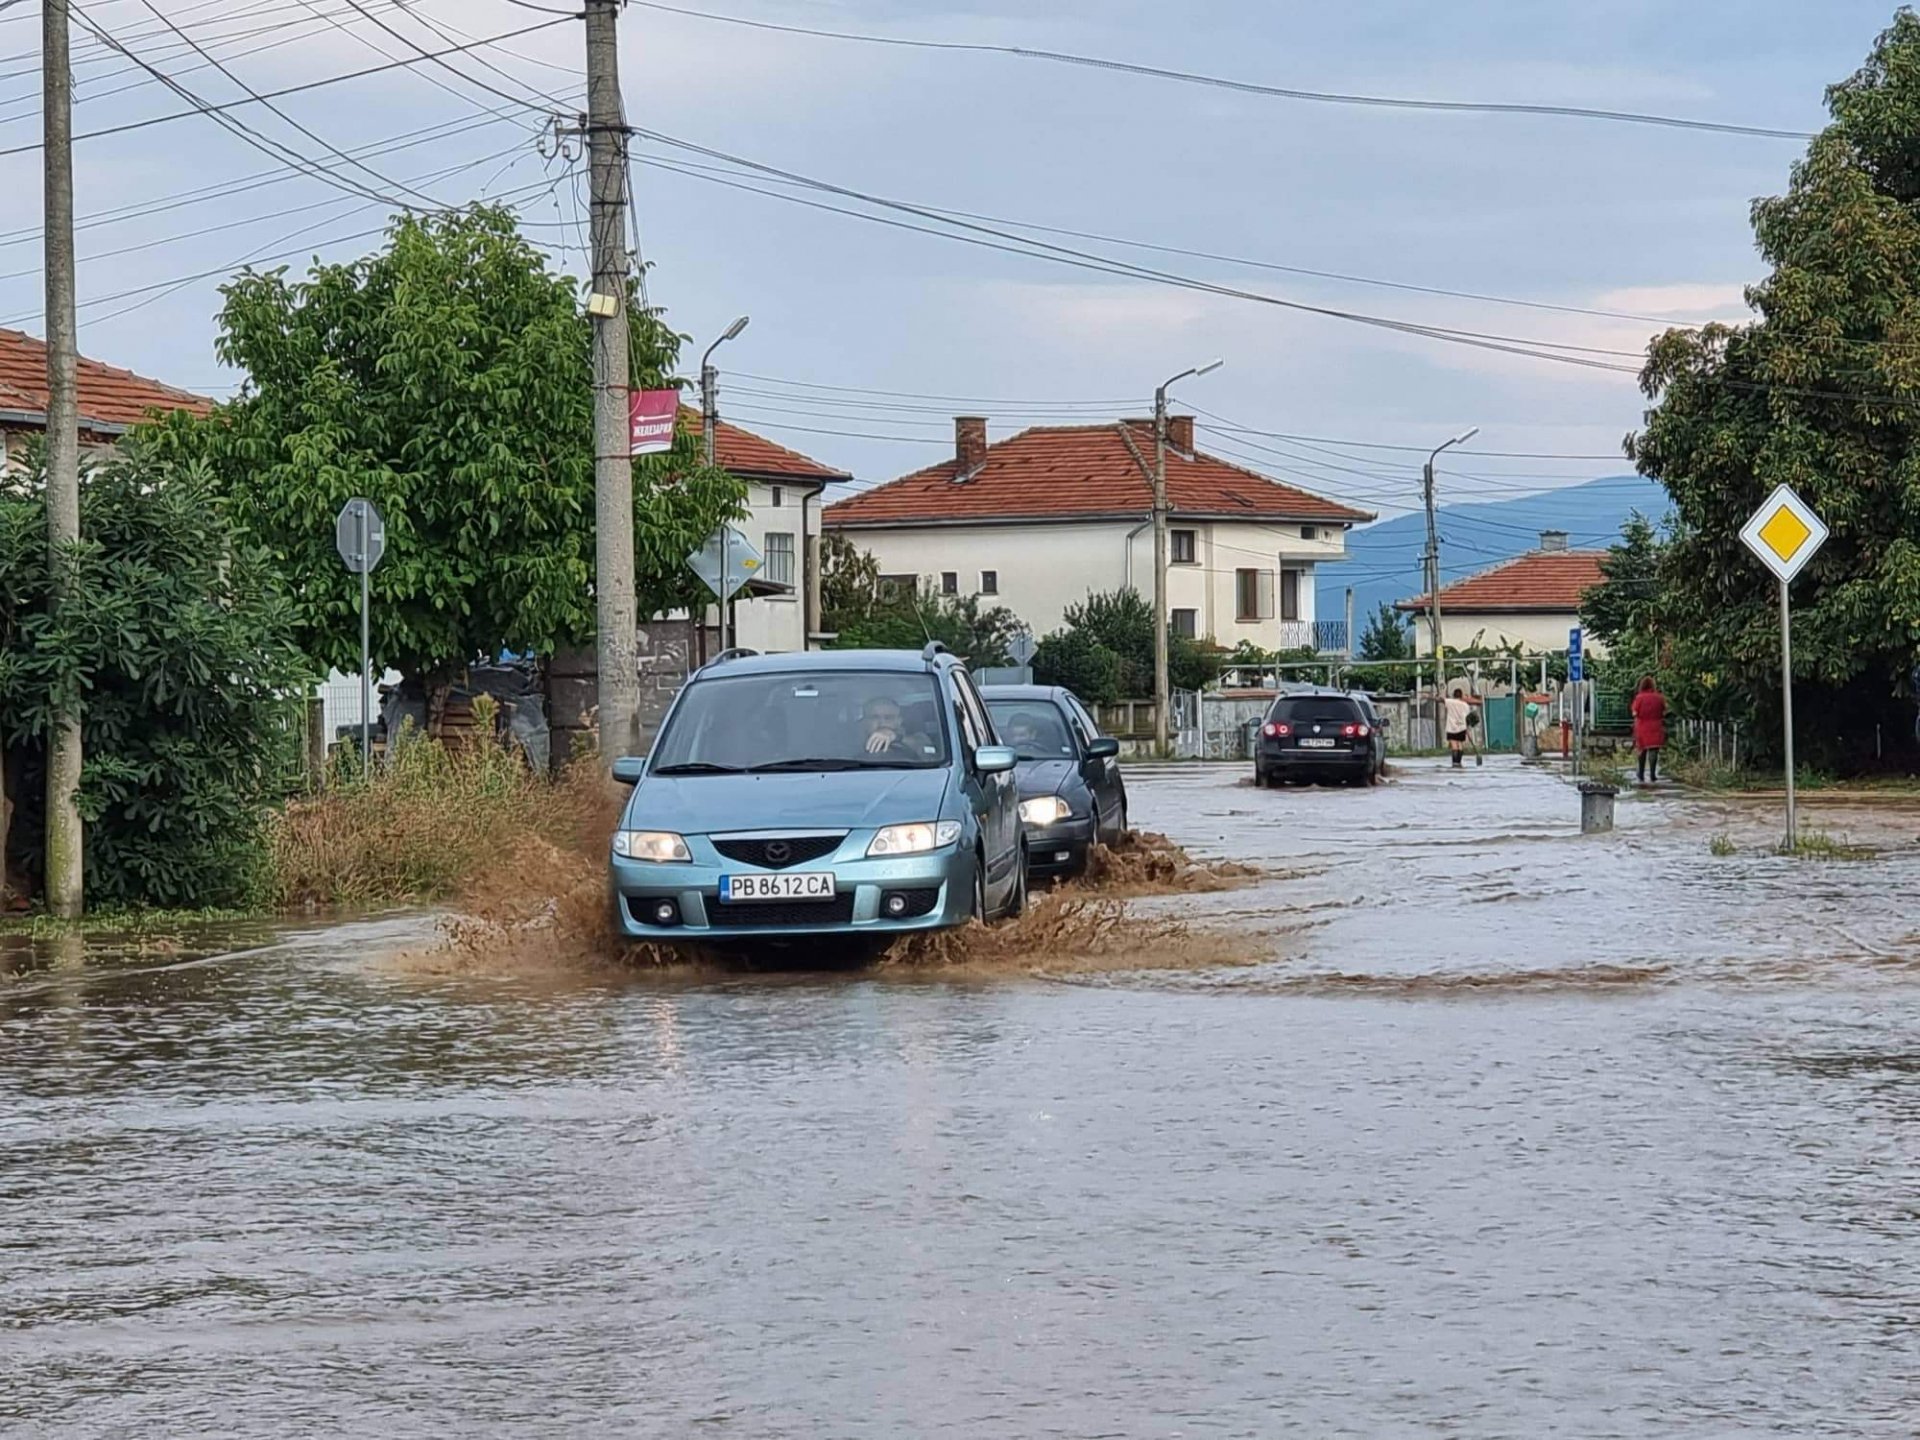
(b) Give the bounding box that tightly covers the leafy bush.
[1032,627,1125,704]
[1037,587,1214,698]
[830,584,1025,668]
[1,446,308,908]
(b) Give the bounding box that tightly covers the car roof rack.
[921,640,950,662]
[707,647,759,667]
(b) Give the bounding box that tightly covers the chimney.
[1539,529,1569,552]
[954,416,987,477]
[1167,415,1195,453]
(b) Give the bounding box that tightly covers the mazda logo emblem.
[764,840,792,864]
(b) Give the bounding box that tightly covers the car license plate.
[721,872,837,902]
[1298,737,1337,748]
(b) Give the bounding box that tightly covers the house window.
[1280,568,1301,623]
[765,531,795,587]
[980,570,998,595]
[1171,608,1198,640]
[770,486,784,508]
[1299,525,1315,541]
[1171,528,1197,564]
[941,571,958,596]
[1235,568,1275,622]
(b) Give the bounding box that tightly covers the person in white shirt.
[1443,687,1473,769]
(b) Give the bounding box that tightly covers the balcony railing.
[1270,619,1348,654]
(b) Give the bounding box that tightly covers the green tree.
[1031,627,1124,704]
[830,582,1025,668]
[149,206,743,682]
[819,532,882,632]
[1631,12,1920,768]
[0,444,308,907]
[1357,602,1413,662]
[1580,513,1662,650]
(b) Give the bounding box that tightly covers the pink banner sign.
[629,388,680,456]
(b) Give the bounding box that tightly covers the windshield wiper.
[746,757,925,773]
[651,761,748,775]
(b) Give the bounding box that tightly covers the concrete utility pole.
[1421,427,1477,743]
[585,0,639,763]
[701,315,748,653]
[43,0,84,919]
[1152,359,1222,754]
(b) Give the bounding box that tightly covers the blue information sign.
[1568,626,1584,683]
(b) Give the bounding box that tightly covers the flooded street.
[4,760,1917,1436]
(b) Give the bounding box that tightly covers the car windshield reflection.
[652,671,951,773]
[985,702,1077,762]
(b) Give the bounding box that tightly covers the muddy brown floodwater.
[3,759,1917,1437]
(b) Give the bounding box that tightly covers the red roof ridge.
[824,418,1374,527]
[1397,547,1608,614]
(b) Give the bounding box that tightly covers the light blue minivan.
[608,644,1026,943]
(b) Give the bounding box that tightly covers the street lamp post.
[701,315,749,651]
[1421,426,1479,738]
[1153,358,1223,754]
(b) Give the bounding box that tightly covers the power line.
[332,0,568,115]
[121,0,447,209]
[633,147,1649,377]
[0,15,574,159]
[630,0,1814,141]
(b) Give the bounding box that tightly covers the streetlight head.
[1452,426,1480,446]
[722,315,751,342]
[1196,358,1224,377]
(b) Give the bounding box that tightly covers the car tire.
[1117,798,1129,836]
[1252,767,1267,788]
[1004,843,1027,919]
[971,852,989,924]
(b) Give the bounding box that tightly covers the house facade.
[0,326,210,465]
[688,406,850,656]
[822,416,1372,653]
[1396,535,1608,657]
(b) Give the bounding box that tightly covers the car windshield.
[1271,697,1362,726]
[651,671,950,773]
[986,701,1077,761]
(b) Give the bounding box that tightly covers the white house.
[691,407,850,656]
[1396,533,1609,657]
[822,416,1373,653]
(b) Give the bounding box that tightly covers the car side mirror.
[611,755,647,786]
[1085,736,1120,760]
[1377,717,1391,731]
[974,745,1017,775]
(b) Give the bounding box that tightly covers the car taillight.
[1263,722,1290,737]
[1357,724,1372,738]
[1341,723,1358,737]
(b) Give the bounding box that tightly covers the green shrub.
[1,446,307,909]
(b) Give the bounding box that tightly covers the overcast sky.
[2,0,1902,522]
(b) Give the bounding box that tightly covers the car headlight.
[612,830,691,862]
[1019,796,1074,826]
[867,820,963,857]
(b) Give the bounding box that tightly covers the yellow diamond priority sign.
[1739,484,1828,585]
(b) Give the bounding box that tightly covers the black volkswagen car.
[1253,687,1384,787]
[981,684,1129,876]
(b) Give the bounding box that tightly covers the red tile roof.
[823,422,1373,527]
[680,405,848,483]
[0,328,210,432]
[1398,549,1607,614]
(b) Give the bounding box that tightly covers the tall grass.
[268,702,620,909]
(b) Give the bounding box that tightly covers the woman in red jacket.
[1631,675,1668,784]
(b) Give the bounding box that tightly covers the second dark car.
[1253,688,1384,788]
[982,684,1128,876]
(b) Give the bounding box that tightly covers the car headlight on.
[1019,796,1073,826]
[612,830,691,862]
[867,820,963,857]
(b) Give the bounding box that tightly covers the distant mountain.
[1320,475,1670,629]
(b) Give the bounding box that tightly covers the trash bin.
[1578,781,1618,834]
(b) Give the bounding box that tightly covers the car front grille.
[708,894,859,928]
[711,834,846,869]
